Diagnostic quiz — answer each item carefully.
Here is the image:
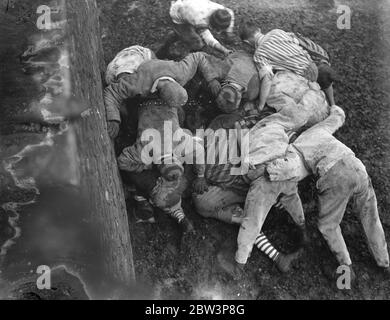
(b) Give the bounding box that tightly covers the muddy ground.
[0,0,389,300]
[97,0,390,300]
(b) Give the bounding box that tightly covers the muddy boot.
[179,217,195,235]
[167,203,194,234]
[217,250,244,280]
[275,250,302,273]
[134,197,155,224]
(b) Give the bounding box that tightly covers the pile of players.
[103,0,389,282]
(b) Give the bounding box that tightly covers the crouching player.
[234,174,307,271]
[118,96,206,234]
[157,0,235,58]
[266,105,390,279]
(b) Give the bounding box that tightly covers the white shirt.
[105,46,154,84]
[170,0,234,48]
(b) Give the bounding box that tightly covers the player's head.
[216,84,242,113]
[210,9,232,32]
[239,21,262,47]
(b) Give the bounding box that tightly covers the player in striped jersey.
[239,21,336,109]
[294,33,337,107]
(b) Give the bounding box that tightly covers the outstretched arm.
[308,105,345,135]
[176,52,222,88]
[199,29,231,56]
[254,52,274,111]
[225,8,235,34]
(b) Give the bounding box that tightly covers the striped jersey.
[294,33,330,65]
[254,29,313,79]
[204,108,274,193]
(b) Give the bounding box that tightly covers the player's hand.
[223,48,234,57]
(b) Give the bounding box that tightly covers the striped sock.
[255,232,280,261]
[169,208,185,223]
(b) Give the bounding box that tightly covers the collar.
[151,76,177,93]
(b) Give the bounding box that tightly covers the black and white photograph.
[0,0,389,306]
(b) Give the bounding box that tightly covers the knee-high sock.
[255,232,280,261]
[168,207,185,223]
